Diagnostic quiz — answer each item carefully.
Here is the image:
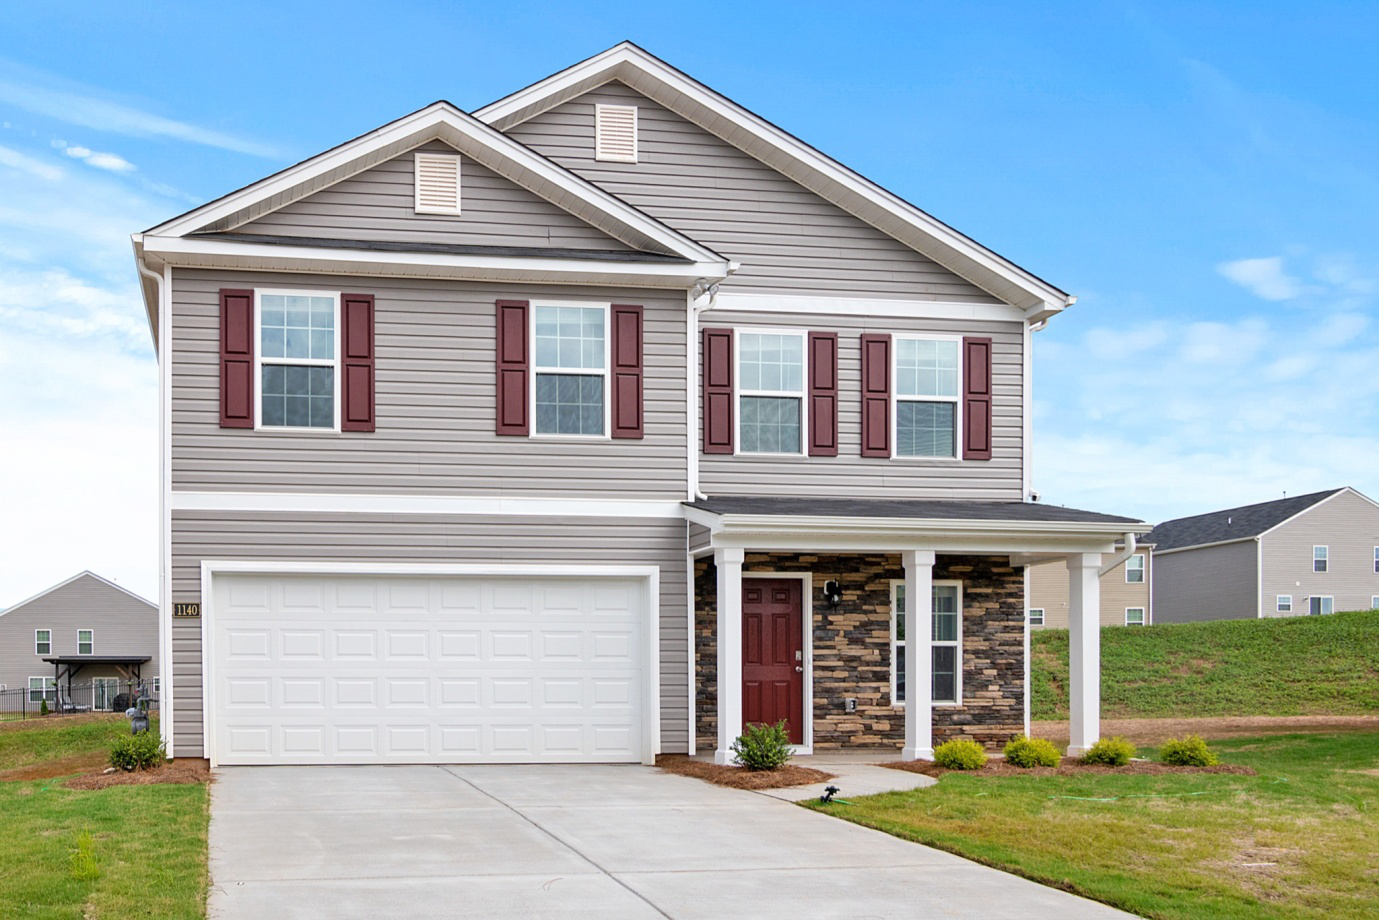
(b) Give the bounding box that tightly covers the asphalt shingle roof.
[686,496,1144,525]
[1144,488,1346,552]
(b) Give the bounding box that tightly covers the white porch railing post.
[714,547,746,765]
[1067,552,1102,756]
[901,550,935,761]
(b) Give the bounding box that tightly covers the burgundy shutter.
[963,336,993,460]
[702,327,734,454]
[860,334,891,457]
[340,294,375,432]
[807,331,838,456]
[610,304,644,439]
[219,288,254,428]
[495,300,530,436]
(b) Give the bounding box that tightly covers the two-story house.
[132,43,1147,768]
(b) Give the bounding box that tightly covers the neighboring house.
[1146,487,1379,623]
[1028,541,1153,628]
[0,572,158,707]
[131,42,1147,767]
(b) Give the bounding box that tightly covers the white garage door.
[208,573,650,766]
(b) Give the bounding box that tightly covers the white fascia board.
[141,235,730,288]
[713,513,1147,538]
[172,491,685,519]
[710,291,1026,323]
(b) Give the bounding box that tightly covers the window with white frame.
[1309,595,1333,616]
[891,581,962,705]
[34,629,50,656]
[1277,595,1292,613]
[258,292,339,429]
[894,337,959,458]
[533,304,608,436]
[1372,596,1379,610]
[77,629,93,655]
[1313,545,1328,573]
[1125,607,1146,626]
[28,677,55,703]
[737,331,805,454]
[1126,554,1146,583]
[153,677,160,694]
[1029,608,1045,626]
[1373,547,1378,574]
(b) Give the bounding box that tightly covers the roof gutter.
[1098,531,1138,577]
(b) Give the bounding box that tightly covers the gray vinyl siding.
[688,523,711,554]
[698,310,1024,499]
[1028,553,1152,628]
[169,511,689,758]
[0,575,158,693]
[505,82,1003,302]
[170,269,687,498]
[1260,490,1379,617]
[239,140,632,251]
[1151,541,1259,624]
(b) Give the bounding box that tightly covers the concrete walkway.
[750,751,938,802]
[208,764,1134,920]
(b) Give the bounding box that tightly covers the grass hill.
[1031,608,1379,721]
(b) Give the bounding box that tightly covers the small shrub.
[1003,735,1061,768]
[70,830,99,882]
[934,738,987,770]
[1083,736,1137,766]
[1159,734,1219,767]
[730,721,793,771]
[39,699,49,716]
[109,731,167,772]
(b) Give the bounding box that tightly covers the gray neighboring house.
[1147,487,1379,624]
[0,572,159,707]
[131,42,1148,767]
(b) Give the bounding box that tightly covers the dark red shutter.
[860,334,891,457]
[963,336,993,460]
[340,294,375,432]
[219,289,254,428]
[807,332,838,456]
[611,304,644,439]
[495,300,530,436]
[702,327,734,454]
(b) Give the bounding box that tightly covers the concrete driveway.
[208,765,1132,919]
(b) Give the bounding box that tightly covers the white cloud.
[0,143,62,180]
[62,143,137,173]
[1217,256,1302,301]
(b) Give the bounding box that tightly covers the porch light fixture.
[823,580,842,608]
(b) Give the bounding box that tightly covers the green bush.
[934,738,987,770]
[109,730,166,772]
[39,699,49,716]
[1003,735,1061,768]
[730,721,793,771]
[1159,734,1219,767]
[1083,736,1137,766]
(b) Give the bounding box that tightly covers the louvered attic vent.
[595,104,638,163]
[414,152,461,214]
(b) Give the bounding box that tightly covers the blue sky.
[1,1,1375,602]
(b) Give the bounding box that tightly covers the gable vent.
[414,152,461,214]
[595,104,638,163]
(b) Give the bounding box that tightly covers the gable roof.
[0,571,154,619]
[476,41,1074,321]
[1145,488,1354,553]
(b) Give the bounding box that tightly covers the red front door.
[742,578,804,744]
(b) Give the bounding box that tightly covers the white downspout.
[1098,532,1139,578]
[687,278,724,502]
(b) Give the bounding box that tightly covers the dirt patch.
[880,759,1256,778]
[0,751,110,782]
[1032,715,1379,748]
[656,754,835,790]
[63,759,210,790]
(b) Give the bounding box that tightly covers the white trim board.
[171,492,686,518]
[711,292,1027,324]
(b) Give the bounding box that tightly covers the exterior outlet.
[844,698,857,714]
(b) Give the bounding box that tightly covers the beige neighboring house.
[1028,542,1153,628]
[1146,487,1379,624]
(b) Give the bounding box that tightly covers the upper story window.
[257,292,339,430]
[1313,545,1328,573]
[1125,554,1146,583]
[77,629,93,655]
[894,337,959,458]
[737,331,805,455]
[35,629,50,655]
[533,304,608,437]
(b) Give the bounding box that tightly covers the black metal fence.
[0,680,159,722]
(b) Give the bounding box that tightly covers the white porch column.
[901,550,935,761]
[714,547,745,765]
[1067,552,1102,756]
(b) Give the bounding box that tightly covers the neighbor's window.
[895,337,959,458]
[1373,547,1378,574]
[1125,607,1146,626]
[34,629,50,656]
[1313,545,1328,573]
[28,677,55,703]
[892,581,963,705]
[77,629,93,655]
[1277,595,1292,613]
[1309,596,1333,616]
[737,331,805,454]
[534,304,607,436]
[1029,608,1045,626]
[1372,596,1379,610]
[1126,554,1146,583]
[259,292,338,429]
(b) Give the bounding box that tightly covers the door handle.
[794,665,804,673]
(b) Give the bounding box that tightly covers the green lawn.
[0,717,209,919]
[813,731,1379,920]
[1032,609,1379,721]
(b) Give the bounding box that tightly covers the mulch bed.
[63,759,211,790]
[656,754,836,789]
[882,759,1256,778]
